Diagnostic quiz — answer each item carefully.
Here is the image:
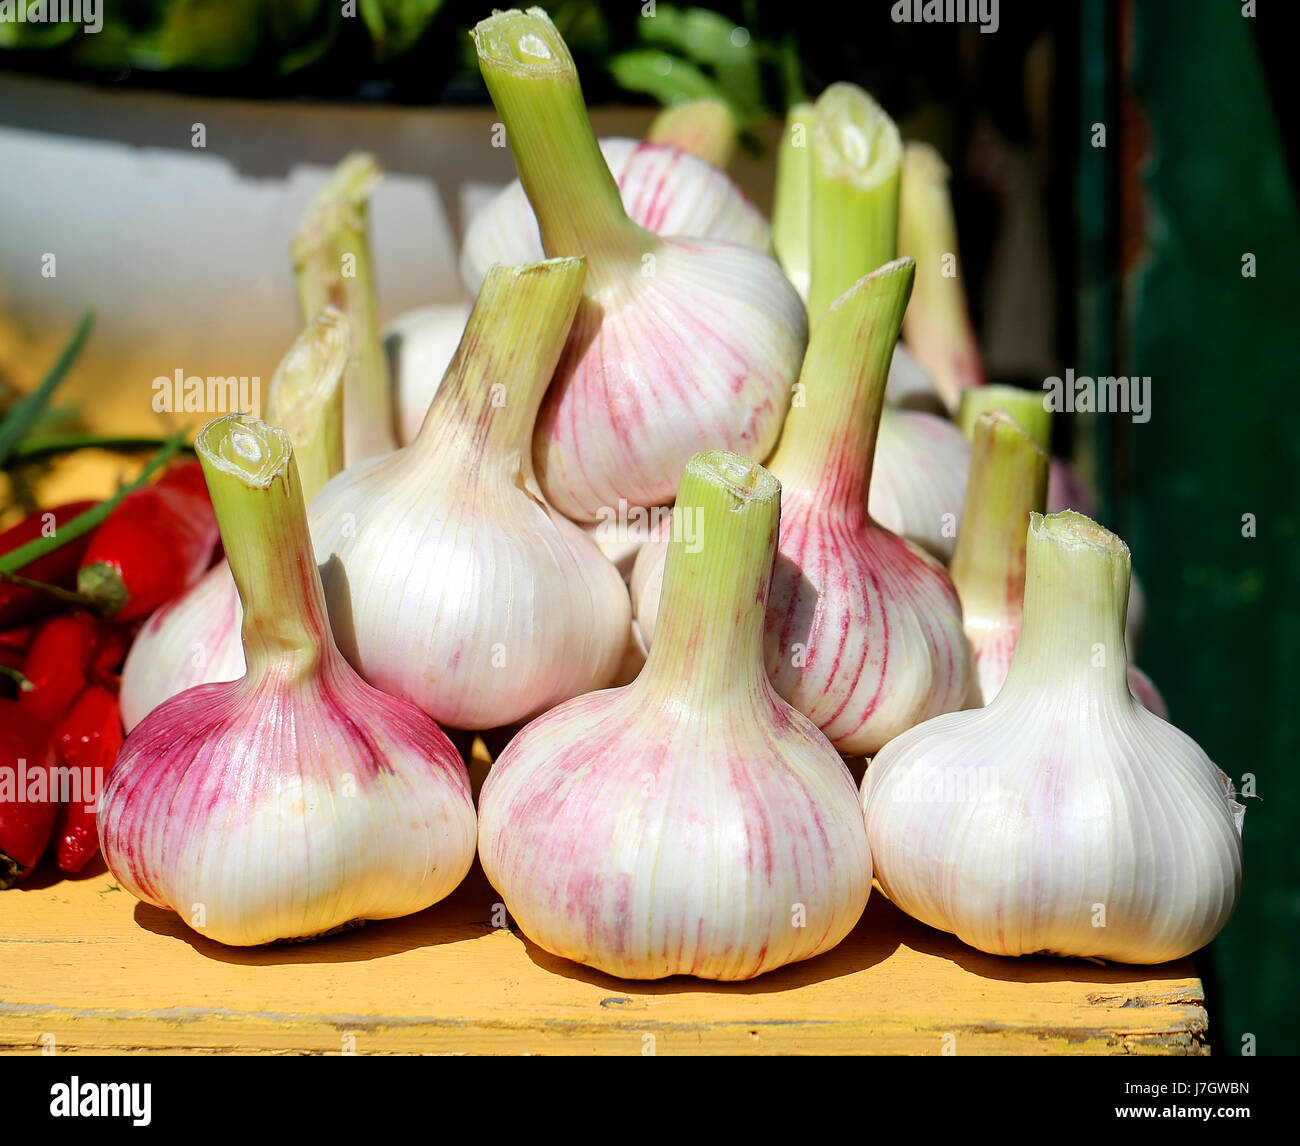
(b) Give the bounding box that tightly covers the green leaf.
[358,0,445,61]
[0,312,93,470]
[609,49,724,109]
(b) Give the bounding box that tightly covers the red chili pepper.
[76,460,218,621]
[0,500,98,627]
[0,698,57,888]
[51,685,122,873]
[18,612,101,726]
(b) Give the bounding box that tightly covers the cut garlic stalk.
[950,411,1049,705]
[952,411,1162,711]
[292,153,396,464]
[634,260,972,755]
[101,416,477,947]
[808,84,902,319]
[460,138,770,295]
[472,8,806,522]
[310,257,631,729]
[119,310,350,731]
[898,142,986,411]
[479,449,872,981]
[772,101,815,304]
[863,510,1244,964]
[647,98,738,169]
[957,383,1051,451]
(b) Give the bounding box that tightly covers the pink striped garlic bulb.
[479,450,872,981]
[473,9,806,522]
[634,259,972,756]
[101,417,476,947]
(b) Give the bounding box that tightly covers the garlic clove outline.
[479,449,873,981]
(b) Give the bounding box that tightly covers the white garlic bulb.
[472,9,806,522]
[863,510,1244,964]
[309,257,631,730]
[479,450,872,980]
[869,404,971,562]
[384,302,472,446]
[101,416,477,947]
[460,137,770,295]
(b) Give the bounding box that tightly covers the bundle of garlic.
[634,259,972,756]
[472,7,806,521]
[479,450,872,980]
[309,256,631,729]
[100,415,477,946]
[862,510,1243,964]
[119,308,350,731]
[291,153,396,464]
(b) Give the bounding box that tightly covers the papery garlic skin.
[310,258,631,730]
[102,416,476,947]
[460,138,770,295]
[479,450,871,980]
[105,663,476,946]
[533,239,806,520]
[863,511,1243,965]
[384,302,472,446]
[869,405,971,562]
[119,561,243,732]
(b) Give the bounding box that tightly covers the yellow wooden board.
[1,850,1208,1056]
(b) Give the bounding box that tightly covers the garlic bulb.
[869,404,971,562]
[292,153,396,464]
[119,309,350,732]
[100,416,477,947]
[634,260,972,756]
[898,142,986,411]
[862,510,1244,964]
[383,302,472,446]
[479,449,872,981]
[460,138,770,296]
[310,257,631,729]
[472,8,807,522]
